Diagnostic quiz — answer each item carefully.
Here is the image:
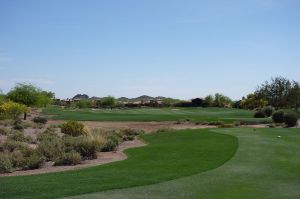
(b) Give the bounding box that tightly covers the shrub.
[61,121,86,136]
[101,134,120,152]
[208,121,224,126]
[262,106,274,117]
[0,140,26,152]
[0,153,13,173]
[120,129,143,141]
[86,129,106,151]
[218,124,235,128]
[254,111,265,118]
[233,121,241,127]
[284,112,298,127]
[63,136,97,160]
[268,124,276,128]
[272,111,285,123]
[32,123,44,129]
[37,137,65,161]
[73,138,97,160]
[7,131,32,143]
[21,151,44,170]
[174,119,186,124]
[10,150,25,167]
[33,116,48,124]
[13,123,24,131]
[0,127,9,135]
[54,151,82,166]
[238,120,271,125]
[36,129,59,142]
[155,128,172,133]
[21,122,32,128]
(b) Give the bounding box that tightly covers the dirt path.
[47,120,216,133]
[0,139,146,177]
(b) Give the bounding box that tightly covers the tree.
[76,100,92,109]
[240,93,268,109]
[0,92,5,105]
[191,98,203,107]
[287,81,300,111]
[0,101,27,121]
[255,77,292,108]
[36,91,54,107]
[101,96,116,107]
[203,95,214,107]
[161,98,180,107]
[214,93,232,107]
[6,83,54,119]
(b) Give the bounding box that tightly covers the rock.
[41,161,55,168]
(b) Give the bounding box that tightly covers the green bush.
[262,106,274,117]
[21,151,44,170]
[0,153,13,173]
[63,136,97,160]
[0,127,9,135]
[284,112,298,127]
[7,131,32,143]
[61,121,86,136]
[233,121,241,126]
[13,123,24,131]
[268,124,276,128]
[208,121,224,126]
[101,134,120,152]
[1,143,45,171]
[36,129,59,142]
[0,140,26,152]
[37,136,65,161]
[272,111,285,123]
[32,123,44,129]
[254,111,265,118]
[73,138,97,160]
[10,150,25,167]
[238,120,271,125]
[33,116,48,124]
[155,128,172,133]
[120,129,144,141]
[54,151,82,166]
[218,124,235,128]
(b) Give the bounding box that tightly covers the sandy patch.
[47,120,216,133]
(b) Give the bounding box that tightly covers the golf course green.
[43,107,268,123]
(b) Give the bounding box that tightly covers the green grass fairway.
[0,130,237,199]
[43,106,268,123]
[64,128,300,199]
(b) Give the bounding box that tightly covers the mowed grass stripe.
[43,107,262,123]
[64,128,300,199]
[0,130,238,199]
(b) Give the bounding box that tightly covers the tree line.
[1,76,299,116]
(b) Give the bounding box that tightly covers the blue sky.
[0,0,299,100]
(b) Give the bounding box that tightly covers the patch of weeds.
[0,127,9,135]
[119,129,144,141]
[7,131,33,143]
[218,124,235,128]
